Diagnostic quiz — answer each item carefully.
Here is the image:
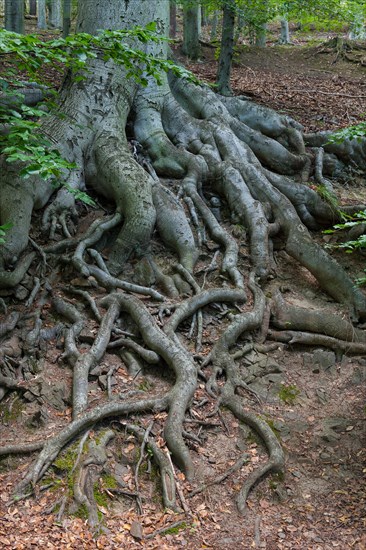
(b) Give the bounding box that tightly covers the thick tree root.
[267,329,366,355]
[223,395,285,514]
[14,395,169,496]
[271,291,366,342]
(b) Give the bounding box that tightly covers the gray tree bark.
[5,0,24,33]
[170,0,177,39]
[63,0,71,38]
[216,0,235,95]
[37,0,47,29]
[47,0,62,29]
[279,18,291,44]
[182,1,201,60]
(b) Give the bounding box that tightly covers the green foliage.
[324,210,366,285]
[328,122,366,144]
[0,27,197,208]
[138,378,154,392]
[0,222,13,245]
[278,383,300,404]
[313,184,339,212]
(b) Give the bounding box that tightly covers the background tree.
[216,0,236,94]
[29,0,37,17]
[182,0,201,59]
[37,0,47,29]
[47,0,62,29]
[4,0,24,33]
[63,0,71,38]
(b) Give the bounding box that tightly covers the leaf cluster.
[0,27,197,216]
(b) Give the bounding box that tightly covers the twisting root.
[204,273,284,511]
[124,422,178,511]
[223,395,285,514]
[101,292,197,480]
[73,429,115,528]
[15,395,169,496]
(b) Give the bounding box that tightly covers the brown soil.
[0,34,366,550]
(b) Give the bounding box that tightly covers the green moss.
[262,416,281,440]
[164,522,187,535]
[137,379,154,392]
[0,397,24,423]
[53,445,78,471]
[73,503,88,520]
[269,471,285,491]
[94,484,108,508]
[101,473,117,489]
[232,224,246,238]
[53,443,80,496]
[278,384,300,405]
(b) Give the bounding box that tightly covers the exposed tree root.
[267,329,366,355]
[2,3,366,526]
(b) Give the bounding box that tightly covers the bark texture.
[1,0,366,528]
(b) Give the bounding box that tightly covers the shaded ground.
[0,32,366,549]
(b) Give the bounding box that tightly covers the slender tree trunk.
[37,0,47,29]
[63,0,71,38]
[5,0,24,33]
[182,2,201,60]
[279,18,291,44]
[234,13,244,44]
[169,0,177,39]
[47,0,62,29]
[216,0,235,96]
[210,10,219,41]
[201,4,208,27]
[255,23,267,47]
[29,0,37,16]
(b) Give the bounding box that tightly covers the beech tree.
[1,0,366,527]
[4,0,24,33]
[182,0,202,59]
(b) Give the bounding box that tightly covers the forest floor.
[0,25,366,550]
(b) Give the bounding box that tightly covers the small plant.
[138,378,153,392]
[0,222,12,245]
[313,184,339,211]
[278,384,300,405]
[328,122,366,144]
[324,210,366,285]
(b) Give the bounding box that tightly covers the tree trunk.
[3,0,366,522]
[279,18,291,44]
[47,0,62,29]
[37,0,47,29]
[169,0,177,39]
[201,4,208,27]
[182,2,201,60]
[5,0,24,33]
[255,23,267,47]
[63,0,71,38]
[210,10,219,41]
[216,0,235,95]
[29,0,37,16]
